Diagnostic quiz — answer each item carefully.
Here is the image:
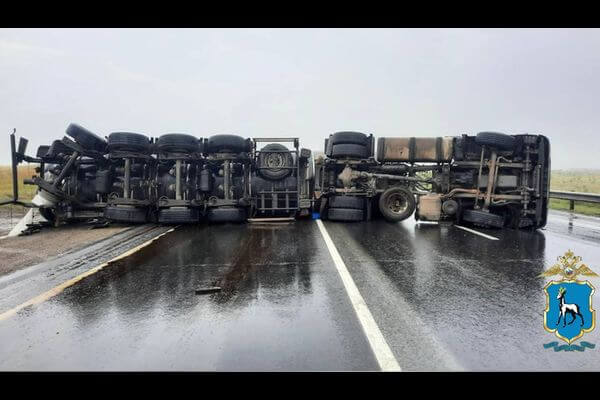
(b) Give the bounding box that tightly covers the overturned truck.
[3,125,314,227]
[4,125,549,231]
[315,131,550,229]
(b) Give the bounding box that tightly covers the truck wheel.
[66,123,107,153]
[206,207,247,223]
[475,132,515,150]
[328,195,365,210]
[205,134,248,153]
[47,140,73,158]
[104,205,147,223]
[319,198,328,220]
[38,208,56,224]
[378,187,415,222]
[329,131,370,146]
[107,132,151,153]
[157,207,199,224]
[330,143,369,159]
[157,133,200,154]
[461,209,504,228]
[36,145,50,158]
[258,143,294,180]
[327,208,364,222]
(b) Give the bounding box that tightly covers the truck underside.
[4,125,549,231]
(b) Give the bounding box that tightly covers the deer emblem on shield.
[556,286,585,327]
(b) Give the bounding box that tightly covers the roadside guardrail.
[549,191,600,211]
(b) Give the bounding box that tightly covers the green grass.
[0,165,38,202]
[549,170,600,217]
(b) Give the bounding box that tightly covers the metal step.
[247,217,295,223]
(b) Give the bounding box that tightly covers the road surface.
[0,210,598,371]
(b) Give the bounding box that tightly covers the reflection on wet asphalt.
[324,215,600,371]
[0,222,377,371]
[0,211,599,371]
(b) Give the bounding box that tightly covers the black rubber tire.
[329,131,369,146]
[327,208,364,222]
[330,143,369,159]
[475,132,516,150]
[205,135,248,153]
[319,197,328,220]
[66,123,107,152]
[38,208,56,224]
[107,132,151,153]
[36,145,50,158]
[258,143,294,181]
[461,209,504,228]
[47,140,73,157]
[104,206,147,223]
[378,187,416,222]
[157,207,199,224]
[328,195,365,210]
[157,133,200,154]
[206,207,247,223]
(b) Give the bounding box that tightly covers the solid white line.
[315,219,401,372]
[0,227,176,322]
[454,225,499,241]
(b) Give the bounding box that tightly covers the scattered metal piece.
[18,221,52,236]
[88,218,111,229]
[194,286,222,295]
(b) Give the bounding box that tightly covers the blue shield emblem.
[544,280,596,344]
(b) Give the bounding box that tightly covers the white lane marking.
[315,219,401,372]
[454,225,499,241]
[0,227,176,322]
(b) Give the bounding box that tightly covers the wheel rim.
[386,193,408,214]
[266,153,284,169]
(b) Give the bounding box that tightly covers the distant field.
[549,170,600,216]
[1,165,599,216]
[0,165,37,202]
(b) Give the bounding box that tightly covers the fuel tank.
[377,137,453,163]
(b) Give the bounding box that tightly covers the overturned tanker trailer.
[315,131,550,229]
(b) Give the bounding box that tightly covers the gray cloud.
[1,28,598,169]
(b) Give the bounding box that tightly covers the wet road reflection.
[0,222,377,371]
[325,217,600,371]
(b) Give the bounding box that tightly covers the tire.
[157,207,199,224]
[47,140,73,157]
[38,208,56,224]
[319,197,328,220]
[157,133,200,154]
[104,205,147,223]
[327,208,364,222]
[206,207,247,223]
[330,143,369,159]
[36,145,50,158]
[475,132,516,150]
[205,135,248,153]
[328,195,365,210]
[378,187,416,222]
[329,131,369,146]
[107,132,151,153]
[258,143,294,180]
[66,123,107,152]
[461,209,504,228]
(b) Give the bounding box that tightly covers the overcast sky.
[1,28,599,169]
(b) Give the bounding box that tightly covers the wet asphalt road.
[0,210,599,371]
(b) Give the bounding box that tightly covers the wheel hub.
[387,193,408,214]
